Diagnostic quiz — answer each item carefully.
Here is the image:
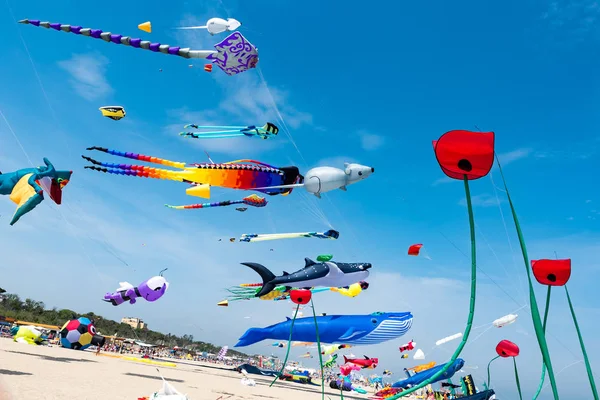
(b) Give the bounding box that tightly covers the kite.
[165,194,267,210]
[138,21,151,33]
[239,229,339,242]
[99,106,126,120]
[219,285,331,305]
[81,147,302,199]
[60,317,106,350]
[487,340,522,399]
[235,312,413,347]
[323,354,338,368]
[236,207,247,212]
[407,244,431,259]
[329,281,369,297]
[407,361,435,373]
[340,363,361,376]
[530,259,598,399]
[204,64,212,72]
[493,314,518,328]
[103,270,169,305]
[0,158,72,225]
[343,355,378,369]
[19,19,258,76]
[240,257,371,297]
[255,162,374,199]
[180,122,278,140]
[12,326,44,345]
[176,17,242,35]
[435,332,463,346]
[400,354,408,359]
[299,352,312,359]
[330,378,367,394]
[321,344,350,355]
[399,340,416,353]
[392,359,464,389]
[413,349,425,360]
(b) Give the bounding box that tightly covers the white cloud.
[358,131,385,151]
[459,193,503,207]
[57,52,113,101]
[497,148,532,166]
[432,176,454,186]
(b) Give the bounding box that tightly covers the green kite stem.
[565,285,599,399]
[533,285,552,399]
[386,176,478,399]
[311,298,325,400]
[513,357,523,400]
[486,355,500,387]
[495,157,559,400]
[270,304,299,387]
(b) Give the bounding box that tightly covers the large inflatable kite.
[0,158,72,225]
[19,19,258,76]
[235,312,413,347]
[103,272,169,306]
[391,359,464,389]
[81,147,302,199]
[240,257,371,297]
[60,317,105,350]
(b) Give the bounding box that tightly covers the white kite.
[413,349,425,360]
[493,314,518,328]
[177,17,241,35]
[435,332,463,346]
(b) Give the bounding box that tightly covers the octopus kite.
[180,122,278,140]
[19,19,258,76]
[0,158,72,225]
[165,194,267,210]
[81,147,302,199]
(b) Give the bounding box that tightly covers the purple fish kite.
[18,19,258,76]
[103,271,169,306]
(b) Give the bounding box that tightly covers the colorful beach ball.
[59,317,105,350]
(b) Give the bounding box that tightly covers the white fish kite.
[493,314,518,328]
[239,230,340,242]
[177,17,242,35]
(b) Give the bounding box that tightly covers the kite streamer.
[165,194,267,210]
[18,19,258,75]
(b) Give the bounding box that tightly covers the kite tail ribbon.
[496,156,560,400]
[513,357,523,400]
[533,285,552,399]
[388,176,477,399]
[565,285,599,399]
[86,147,186,168]
[18,19,216,59]
[311,298,325,400]
[82,157,183,182]
[270,305,299,387]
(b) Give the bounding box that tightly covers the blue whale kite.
[392,358,465,389]
[235,312,413,347]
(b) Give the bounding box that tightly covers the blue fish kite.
[235,312,413,347]
[392,358,465,389]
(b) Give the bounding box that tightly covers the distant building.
[121,317,147,330]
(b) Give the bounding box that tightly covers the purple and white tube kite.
[18,19,258,76]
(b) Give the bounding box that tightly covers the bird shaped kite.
[0,158,72,225]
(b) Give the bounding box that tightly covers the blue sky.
[0,0,599,398]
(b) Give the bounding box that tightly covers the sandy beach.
[0,339,392,400]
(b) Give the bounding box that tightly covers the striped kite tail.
[85,147,186,169]
[82,156,183,182]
